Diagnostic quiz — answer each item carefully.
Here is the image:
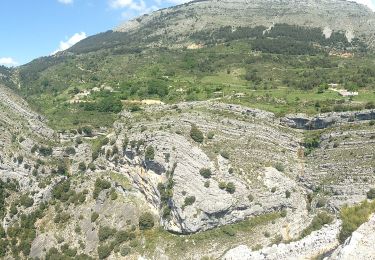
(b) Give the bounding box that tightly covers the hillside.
[1,0,375,259]
[10,0,375,131]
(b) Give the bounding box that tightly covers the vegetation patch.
[339,200,375,243]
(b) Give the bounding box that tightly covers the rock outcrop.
[223,220,341,260]
[281,109,375,130]
[329,214,375,260]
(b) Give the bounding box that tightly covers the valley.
[1,0,375,259]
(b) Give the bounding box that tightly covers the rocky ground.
[1,85,375,259]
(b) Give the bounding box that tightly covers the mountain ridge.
[114,0,375,48]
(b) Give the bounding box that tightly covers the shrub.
[184,196,196,207]
[199,168,212,178]
[17,155,24,164]
[275,163,285,172]
[78,162,87,172]
[54,212,71,223]
[98,244,112,259]
[0,226,5,238]
[339,200,375,243]
[219,182,226,190]
[280,209,287,218]
[225,182,236,194]
[316,198,327,208]
[19,194,34,208]
[204,181,210,188]
[91,212,99,222]
[110,188,118,200]
[52,179,72,202]
[271,187,277,193]
[93,178,111,199]
[88,162,96,171]
[190,125,204,143]
[82,126,93,136]
[221,226,236,236]
[220,151,230,159]
[98,226,116,241]
[65,147,76,155]
[207,132,215,139]
[248,194,254,202]
[115,230,132,245]
[139,212,154,230]
[300,212,333,238]
[145,146,155,161]
[285,190,291,198]
[31,144,38,153]
[120,246,131,256]
[367,188,375,199]
[39,146,53,156]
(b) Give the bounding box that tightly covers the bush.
[190,125,204,143]
[145,146,155,161]
[275,163,285,172]
[219,182,226,190]
[316,198,327,208]
[91,212,99,222]
[65,147,76,155]
[98,244,112,259]
[120,246,131,256]
[271,187,277,193]
[78,162,87,171]
[221,225,236,236]
[98,226,116,242]
[367,188,375,199]
[300,212,333,238]
[285,190,291,198]
[39,146,53,156]
[82,126,93,136]
[220,151,230,159]
[339,200,375,243]
[19,194,34,208]
[93,178,111,199]
[139,212,154,230]
[115,230,132,245]
[184,196,196,207]
[199,168,212,178]
[207,132,215,139]
[225,182,236,194]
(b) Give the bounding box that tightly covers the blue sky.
[0,0,188,66]
[0,0,374,66]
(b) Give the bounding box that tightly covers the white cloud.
[349,0,375,11]
[155,0,190,4]
[52,32,87,55]
[58,0,74,4]
[110,0,136,9]
[0,57,18,67]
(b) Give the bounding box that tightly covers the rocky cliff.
[116,0,375,48]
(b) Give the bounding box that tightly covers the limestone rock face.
[223,220,341,260]
[281,109,375,130]
[329,214,375,260]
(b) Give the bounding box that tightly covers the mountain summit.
[115,0,375,47]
